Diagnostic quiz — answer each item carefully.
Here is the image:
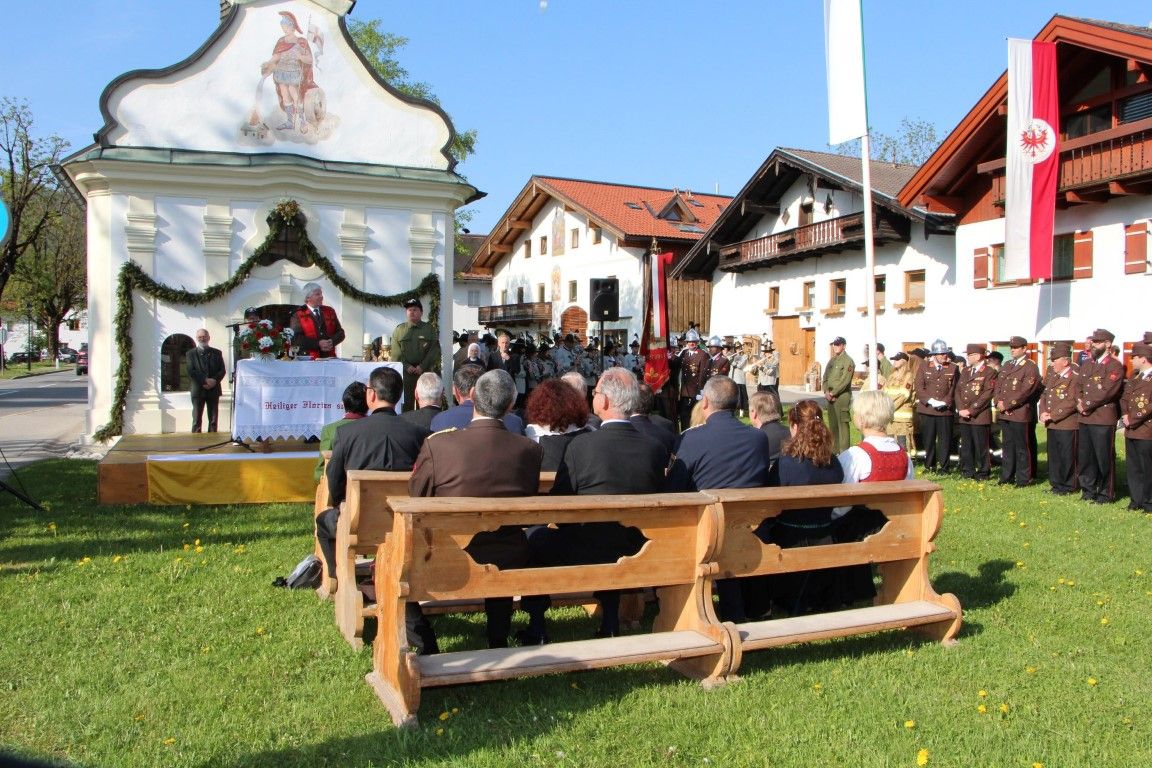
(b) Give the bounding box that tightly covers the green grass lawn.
[0,361,76,380]
[0,454,1148,768]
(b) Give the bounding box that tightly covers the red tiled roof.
[536,177,731,240]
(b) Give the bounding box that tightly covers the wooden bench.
[333,470,558,648]
[707,480,961,672]
[366,493,738,727]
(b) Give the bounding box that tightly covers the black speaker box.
[590,278,620,321]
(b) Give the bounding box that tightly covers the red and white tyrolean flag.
[1005,38,1059,281]
[641,251,673,392]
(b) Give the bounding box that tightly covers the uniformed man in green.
[393,297,440,412]
[823,336,855,453]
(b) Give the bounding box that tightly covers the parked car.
[8,351,33,364]
[76,349,88,376]
[58,348,78,363]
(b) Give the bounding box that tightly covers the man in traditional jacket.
[290,283,344,359]
[915,339,959,473]
[955,343,997,480]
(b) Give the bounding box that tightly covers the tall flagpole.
[861,133,878,391]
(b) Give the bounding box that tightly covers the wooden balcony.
[985,119,1152,206]
[477,301,553,326]
[717,213,908,273]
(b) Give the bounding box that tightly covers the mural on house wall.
[242,10,339,144]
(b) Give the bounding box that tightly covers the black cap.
[831,336,846,346]
[244,307,259,317]
[889,351,908,361]
[403,297,423,310]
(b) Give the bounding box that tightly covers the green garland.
[93,202,441,441]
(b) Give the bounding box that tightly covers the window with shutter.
[1125,221,1148,275]
[973,246,990,289]
[1073,231,1093,279]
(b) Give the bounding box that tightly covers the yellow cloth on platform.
[146,453,317,505]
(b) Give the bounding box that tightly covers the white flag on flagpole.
[824,0,868,144]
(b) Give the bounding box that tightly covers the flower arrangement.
[273,198,302,225]
[238,319,295,360]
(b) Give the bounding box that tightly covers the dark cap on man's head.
[1133,342,1152,359]
[830,336,846,346]
[244,306,259,318]
[965,343,987,355]
[1091,328,1115,343]
[1050,342,1073,359]
[1143,331,1152,344]
[889,351,909,361]
[403,297,423,310]
[1008,336,1028,348]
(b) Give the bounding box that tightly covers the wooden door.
[773,315,813,387]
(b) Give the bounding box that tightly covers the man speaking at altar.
[290,283,345,359]
[393,297,440,411]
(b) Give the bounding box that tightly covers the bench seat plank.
[738,600,958,650]
[415,630,724,687]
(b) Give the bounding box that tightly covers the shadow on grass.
[933,558,1016,611]
[0,458,311,572]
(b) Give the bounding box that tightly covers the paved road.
[0,371,90,479]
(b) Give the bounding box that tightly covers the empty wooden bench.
[707,480,961,672]
[366,493,738,727]
[333,470,557,647]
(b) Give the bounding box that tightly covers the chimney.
[220,0,231,22]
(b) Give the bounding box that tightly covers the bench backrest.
[385,493,719,602]
[708,480,942,601]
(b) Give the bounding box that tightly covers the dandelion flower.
[112,555,123,563]
[163,737,176,746]
[812,682,823,692]
[1067,580,1075,586]
[452,707,460,714]
[999,703,1009,714]
[917,748,929,766]
[1032,763,1044,768]
[194,539,201,546]
[1100,617,1110,626]
[1026,666,1037,674]
[977,703,987,714]
[439,711,451,721]
[182,522,189,528]
[978,690,988,698]
[435,727,444,736]
[1087,677,1098,686]
[904,720,916,729]
[255,626,266,636]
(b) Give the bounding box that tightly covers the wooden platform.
[98,433,318,506]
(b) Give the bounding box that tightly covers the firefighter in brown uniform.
[1076,328,1126,504]
[1038,342,1080,495]
[914,339,959,473]
[993,336,1042,486]
[1121,342,1152,512]
[677,329,710,432]
[955,343,997,480]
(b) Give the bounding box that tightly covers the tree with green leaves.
[833,117,940,166]
[348,20,478,254]
[12,196,86,358]
[0,97,70,304]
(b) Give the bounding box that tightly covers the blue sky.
[4,1,1151,233]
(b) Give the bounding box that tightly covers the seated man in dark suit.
[314,381,368,483]
[410,369,542,649]
[315,367,433,650]
[629,382,678,457]
[665,375,771,622]
[430,364,524,434]
[520,367,668,643]
[400,372,443,431]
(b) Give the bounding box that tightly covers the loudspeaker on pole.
[589,278,619,321]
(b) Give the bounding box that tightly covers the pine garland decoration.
[93,202,441,441]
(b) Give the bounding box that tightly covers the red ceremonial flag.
[1005,39,1059,281]
[641,251,673,392]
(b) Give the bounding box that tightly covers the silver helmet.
[930,339,949,355]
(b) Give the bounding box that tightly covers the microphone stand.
[199,321,254,452]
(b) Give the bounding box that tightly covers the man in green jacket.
[823,336,855,453]
[392,297,440,412]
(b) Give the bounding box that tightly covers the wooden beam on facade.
[490,243,512,254]
[1064,189,1109,205]
[740,201,780,216]
[920,194,964,213]
[508,219,531,230]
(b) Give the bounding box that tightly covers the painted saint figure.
[262,11,316,132]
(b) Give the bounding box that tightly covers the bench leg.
[909,591,963,646]
[653,582,740,684]
[366,670,419,729]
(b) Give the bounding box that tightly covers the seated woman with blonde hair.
[839,390,915,483]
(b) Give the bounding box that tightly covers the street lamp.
[25,302,32,372]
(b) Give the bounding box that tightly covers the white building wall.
[490,199,645,341]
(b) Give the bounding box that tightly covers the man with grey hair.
[665,375,770,623]
[561,370,599,428]
[410,369,542,648]
[431,364,524,433]
[401,371,444,431]
[518,367,668,644]
[290,282,345,359]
